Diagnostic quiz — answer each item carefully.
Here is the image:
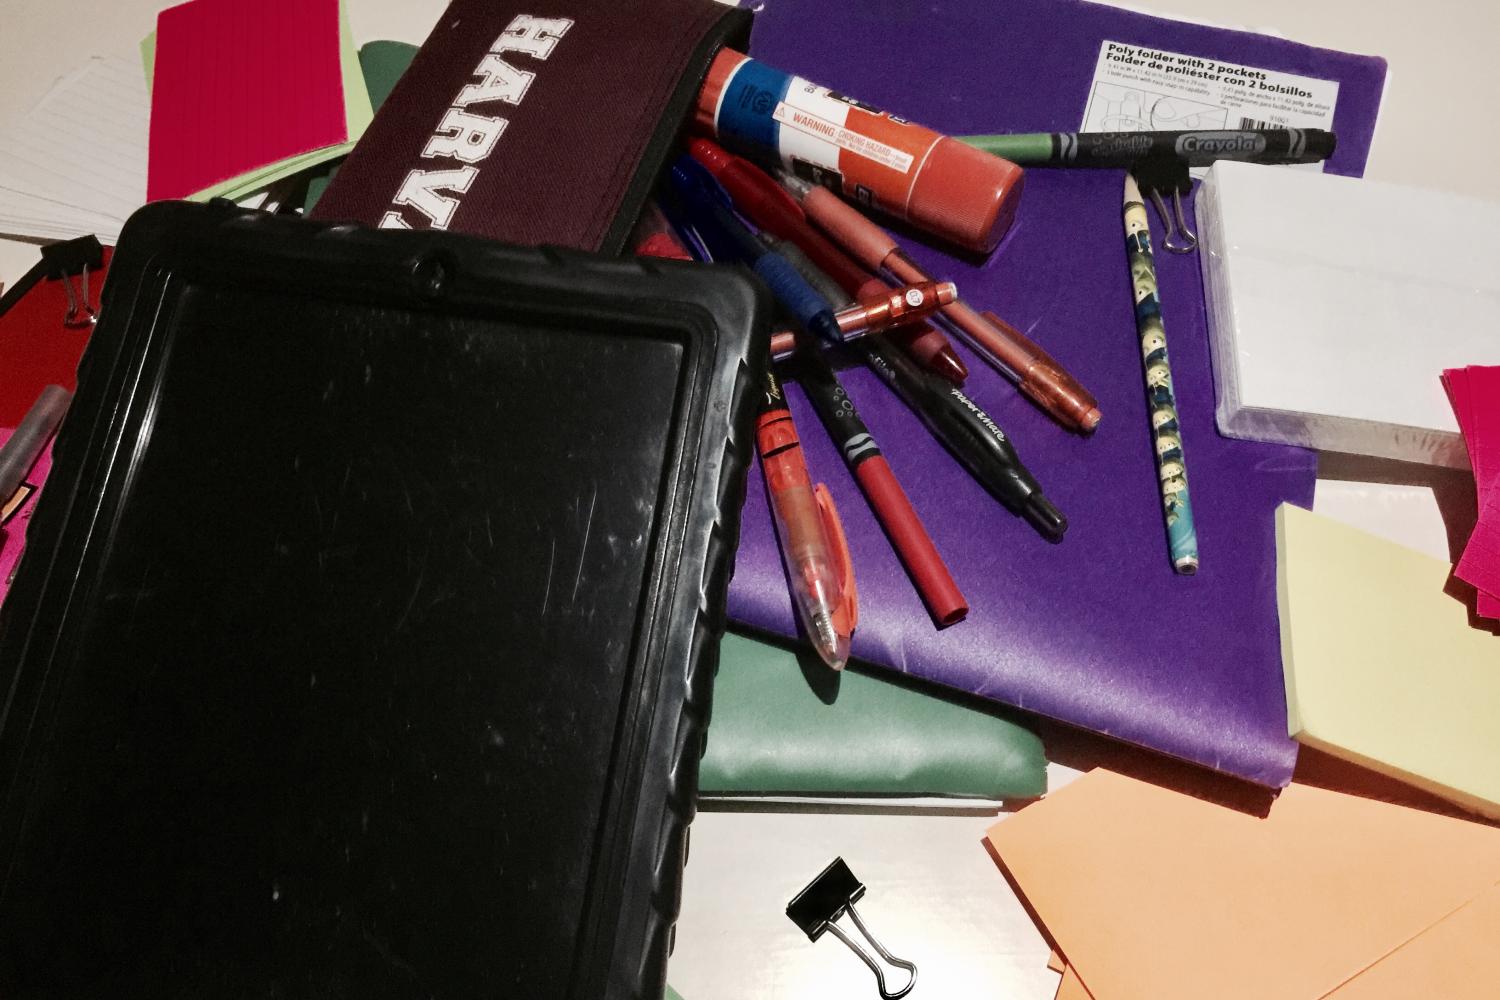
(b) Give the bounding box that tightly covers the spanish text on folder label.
[1083,41,1339,170]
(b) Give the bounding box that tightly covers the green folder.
[702,632,1046,800]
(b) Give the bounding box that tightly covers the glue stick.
[695,49,1024,254]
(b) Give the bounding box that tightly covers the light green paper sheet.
[1276,503,1500,821]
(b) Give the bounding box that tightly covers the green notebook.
[304,41,419,213]
[702,632,1046,801]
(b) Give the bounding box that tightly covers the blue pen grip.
[752,253,840,344]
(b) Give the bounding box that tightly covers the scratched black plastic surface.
[0,203,767,999]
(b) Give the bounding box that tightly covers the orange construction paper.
[988,769,1500,1000]
[1055,966,1091,1000]
[1056,885,1500,1000]
[1338,883,1500,999]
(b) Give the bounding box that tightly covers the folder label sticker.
[1084,41,1340,140]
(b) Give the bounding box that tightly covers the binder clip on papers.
[787,858,918,998]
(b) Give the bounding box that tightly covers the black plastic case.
[0,201,768,999]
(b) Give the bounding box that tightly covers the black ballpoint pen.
[862,335,1066,541]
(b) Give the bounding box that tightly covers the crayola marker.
[695,49,1024,254]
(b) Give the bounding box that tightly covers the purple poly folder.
[728,0,1387,787]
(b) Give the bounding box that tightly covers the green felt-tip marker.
[961,127,1335,167]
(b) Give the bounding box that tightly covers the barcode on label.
[1237,117,1279,129]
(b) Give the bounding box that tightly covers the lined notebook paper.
[0,56,149,243]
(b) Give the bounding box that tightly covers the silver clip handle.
[1148,186,1198,255]
[824,902,918,999]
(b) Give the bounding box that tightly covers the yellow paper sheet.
[1277,503,1500,820]
[988,769,1500,1000]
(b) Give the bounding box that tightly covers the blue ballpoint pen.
[665,156,847,348]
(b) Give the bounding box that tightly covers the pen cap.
[909,139,1025,254]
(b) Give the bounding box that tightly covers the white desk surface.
[1,2,1493,997]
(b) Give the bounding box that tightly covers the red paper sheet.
[147,0,347,202]
[0,249,108,427]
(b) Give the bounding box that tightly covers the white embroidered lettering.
[382,14,572,229]
[456,54,535,107]
[494,15,573,60]
[423,108,509,163]
[390,166,478,229]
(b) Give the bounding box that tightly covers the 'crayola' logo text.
[1175,133,1267,157]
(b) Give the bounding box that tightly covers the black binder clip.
[1131,154,1198,255]
[787,858,918,999]
[40,235,105,327]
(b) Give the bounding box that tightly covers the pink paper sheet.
[1445,367,1500,617]
[0,429,54,606]
[147,0,346,201]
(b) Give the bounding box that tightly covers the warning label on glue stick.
[1082,41,1339,165]
[772,102,915,174]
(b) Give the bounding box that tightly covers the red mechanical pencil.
[779,171,1102,433]
[757,366,858,669]
[688,137,968,386]
[768,280,957,360]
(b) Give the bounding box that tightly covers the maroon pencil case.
[311,0,751,253]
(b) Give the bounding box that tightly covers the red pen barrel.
[853,456,968,626]
[689,136,968,385]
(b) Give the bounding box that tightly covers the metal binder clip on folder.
[40,236,104,327]
[0,235,105,328]
[1132,154,1199,254]
[787,858,918,999]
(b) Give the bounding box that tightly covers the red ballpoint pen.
[757,365,858,670]
[688,136,969,386]
[778,171,1103,433]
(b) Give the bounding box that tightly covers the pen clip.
[813,483,859,635]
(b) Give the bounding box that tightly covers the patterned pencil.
[1123,172,1198,574]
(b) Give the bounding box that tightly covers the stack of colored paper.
[143,0,372,203]
[987,769,1500,1000]
[1445,366,1500,619]
[1198,162,1500,468]
[1276,503,1500,820]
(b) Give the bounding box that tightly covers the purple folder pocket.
[728,0,1387,787]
